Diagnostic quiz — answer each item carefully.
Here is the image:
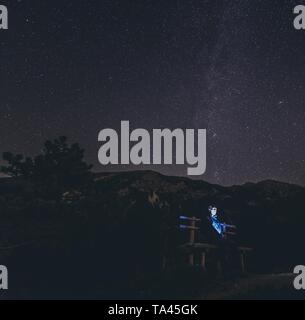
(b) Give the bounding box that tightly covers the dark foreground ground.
[200,273,302,300]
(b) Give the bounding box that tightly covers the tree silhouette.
[1,136,93,196]
[1,152,34,178]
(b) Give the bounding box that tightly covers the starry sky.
[1,0,305,186]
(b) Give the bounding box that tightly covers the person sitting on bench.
[208,206,239,276]
[208,206,226,238]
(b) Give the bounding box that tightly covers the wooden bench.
[178,242,253,274]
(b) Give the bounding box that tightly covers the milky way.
[0,0,304,186]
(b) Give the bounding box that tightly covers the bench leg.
[189,253,194,266]
[240,252,246,273]
[201,251,206,269]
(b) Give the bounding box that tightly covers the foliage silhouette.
[1,136,93,198]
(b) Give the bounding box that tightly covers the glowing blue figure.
[209,206,225,236]
[211,216,224,235]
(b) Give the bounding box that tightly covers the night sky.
[1,0,305,186]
